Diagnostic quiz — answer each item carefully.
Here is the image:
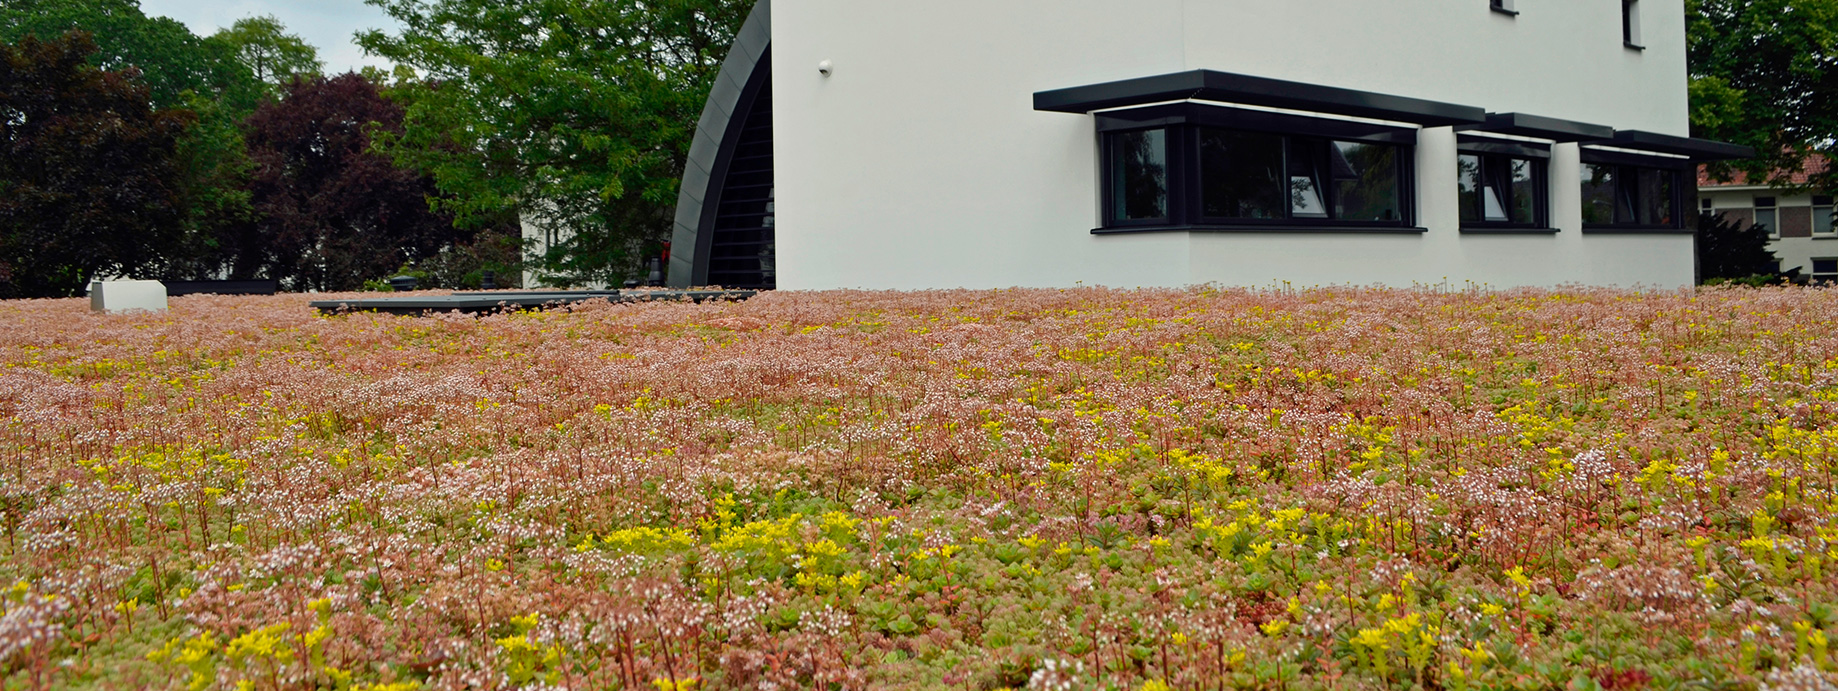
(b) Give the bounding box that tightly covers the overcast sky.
[138,0,402,76]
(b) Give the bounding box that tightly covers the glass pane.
[1580,164,1617,225]
[1509,158,1537,224]
[1756,208,1777,235]
[1635,168,1674,226]
[1110,129,1167,221]
[1199,129,1284,219]
[1457,154,1482,223]
[1612,168,1638,224]
[1331,141,1400,222]
[1815,259,1838,274]
[1815,206,1834,233]
[1481,156,1511,222]
[1288,139,1327,219]
[1482,188,1508,222]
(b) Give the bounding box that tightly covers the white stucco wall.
[771,0,1695,290]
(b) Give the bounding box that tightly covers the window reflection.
[1461,152,1541,227]
[1332,142,1399,222]
[1458,155,1483,224]
[1580,162,1681,228]
[1508,159,1536,224]
[1580,164,1617,225]
[1287,139,1328,218]
[1199,130,1284,219]
[1195,128,1400,224]
[1104,123,1409,228]
[1110,129,1167,221]
[1636,169,1673,226]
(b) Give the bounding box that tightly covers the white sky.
[138,0,402,75]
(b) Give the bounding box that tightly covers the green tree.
[0,0,283,281]
[208,15,321,88]
[356,0,753,287]
[1697,211,1785,284]
[0,31,191,298]
[1688,0,1838,189]
[0,0,258,111]
[165,90,259,280]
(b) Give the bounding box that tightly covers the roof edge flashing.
[1587,130,1756,162]
[1456,112,1615,143]
[1035,69,1485,128]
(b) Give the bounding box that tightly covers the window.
[1198,129,1284,219]
[1107,129,1169,223]
[1815,195,1834,235]
[1194,130,1403,224]
[1755,196,1778,239]
[1491,0,1518,15]
[1458,151,1546,229]
[1623,0,1644,48]
[1700,198,1714,212]
[1580,163,1682,229]
[1099,115,1413,231]
[1813,258,1838,283]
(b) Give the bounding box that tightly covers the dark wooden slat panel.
[706,77,776,290]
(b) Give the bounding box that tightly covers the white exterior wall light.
[818,60,833,77]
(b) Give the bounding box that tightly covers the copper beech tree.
[241,73,472,292]
[0,31,190,298]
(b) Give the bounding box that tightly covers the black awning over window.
[1589,130,1755,161]
[1033,70,1486,128]
[1456,112,1614,142]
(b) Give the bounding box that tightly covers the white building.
[1696,158,1836,282]
[670,0,1750,291]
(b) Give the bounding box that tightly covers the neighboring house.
[519,208,612,291]
[1697,157,1836,282]
[670,0,1750,291]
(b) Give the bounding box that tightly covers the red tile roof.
[1698,154,1829,187]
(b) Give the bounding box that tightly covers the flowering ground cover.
[2,287,1837,691]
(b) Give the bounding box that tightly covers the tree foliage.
[0,32,191,298]
[1696,211,1784,283]
[0,0,258,111]
[1688,0,1838,189]
[356,0,753,286]
[243,73,472,291]
[1,0,274,282]
[208,15,321,89]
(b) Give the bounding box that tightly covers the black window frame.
[1101,128,1178,228]
[1096,104,1419,234]
[1578,149,1690,233]
[1622,0,1645,49]
[1455,137,1551,233]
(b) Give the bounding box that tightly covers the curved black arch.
[669,0,774,289]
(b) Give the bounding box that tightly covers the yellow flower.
[652,677,701,691]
